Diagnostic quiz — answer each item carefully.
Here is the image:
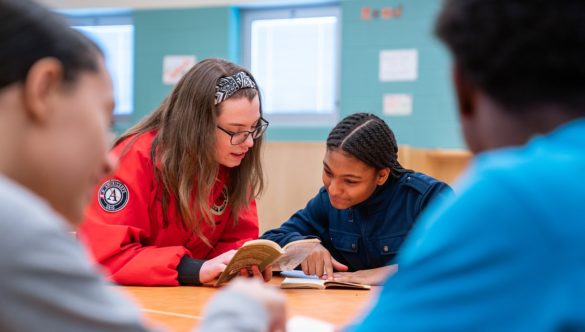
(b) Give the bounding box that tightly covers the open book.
[281,277,371,290]
[215,238,320,286]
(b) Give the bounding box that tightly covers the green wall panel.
[339,0,463,148]
[118,7,236,132]
[121,1,464,148]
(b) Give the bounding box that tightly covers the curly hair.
[435,0,585,113]
[327,113,411,179]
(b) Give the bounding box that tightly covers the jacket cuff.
[177,255,205,285]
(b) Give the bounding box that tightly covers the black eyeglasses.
[216,117,269,145]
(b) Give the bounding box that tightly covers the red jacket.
[79,131,259,286]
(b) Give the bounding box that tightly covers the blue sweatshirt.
[261,172,453,271]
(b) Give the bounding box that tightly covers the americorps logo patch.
[98,179,129,212]
[211,186,229,216]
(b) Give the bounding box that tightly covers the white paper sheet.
[379,49,418,82]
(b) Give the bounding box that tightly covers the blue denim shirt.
[261,172,453,271]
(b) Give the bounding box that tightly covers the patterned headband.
[215,71,257,105]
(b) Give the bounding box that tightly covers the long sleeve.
[79,135,190,286]
[207,199,259,258]
[0,178,154,332]
[261,188,328,247]
[345,172,561,332]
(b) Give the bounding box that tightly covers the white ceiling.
[38,0,335,10]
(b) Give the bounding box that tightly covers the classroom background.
[41,0,472,231]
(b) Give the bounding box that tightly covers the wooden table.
[119,277,379,331]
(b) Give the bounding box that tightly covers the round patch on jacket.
[211,186,229,216]
[98,179,129,212]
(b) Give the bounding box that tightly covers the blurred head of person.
[0,0,114,224]
[436,0,585,153]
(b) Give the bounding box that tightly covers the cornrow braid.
[327,113,411,179]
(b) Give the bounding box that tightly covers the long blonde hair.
[116,58,264,246]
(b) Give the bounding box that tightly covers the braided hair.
[327,113,411,179]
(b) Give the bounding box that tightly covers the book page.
[323,280,371,290]
[273,238,320,271]
[281,277,371,290]
[279,270,319,279]
[281,277,326,289]
[242,239,283,251]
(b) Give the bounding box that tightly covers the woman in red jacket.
[79,58,269,286]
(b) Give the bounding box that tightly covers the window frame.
[63,12,134,123]
[240,5,341,127]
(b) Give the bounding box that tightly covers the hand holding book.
[238,264,272,282]
[215,238,321,286]
[199,249,237,284]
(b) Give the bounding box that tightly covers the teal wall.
[120,0,464,148]
[340,0,463,148]
[116,7,239,132]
